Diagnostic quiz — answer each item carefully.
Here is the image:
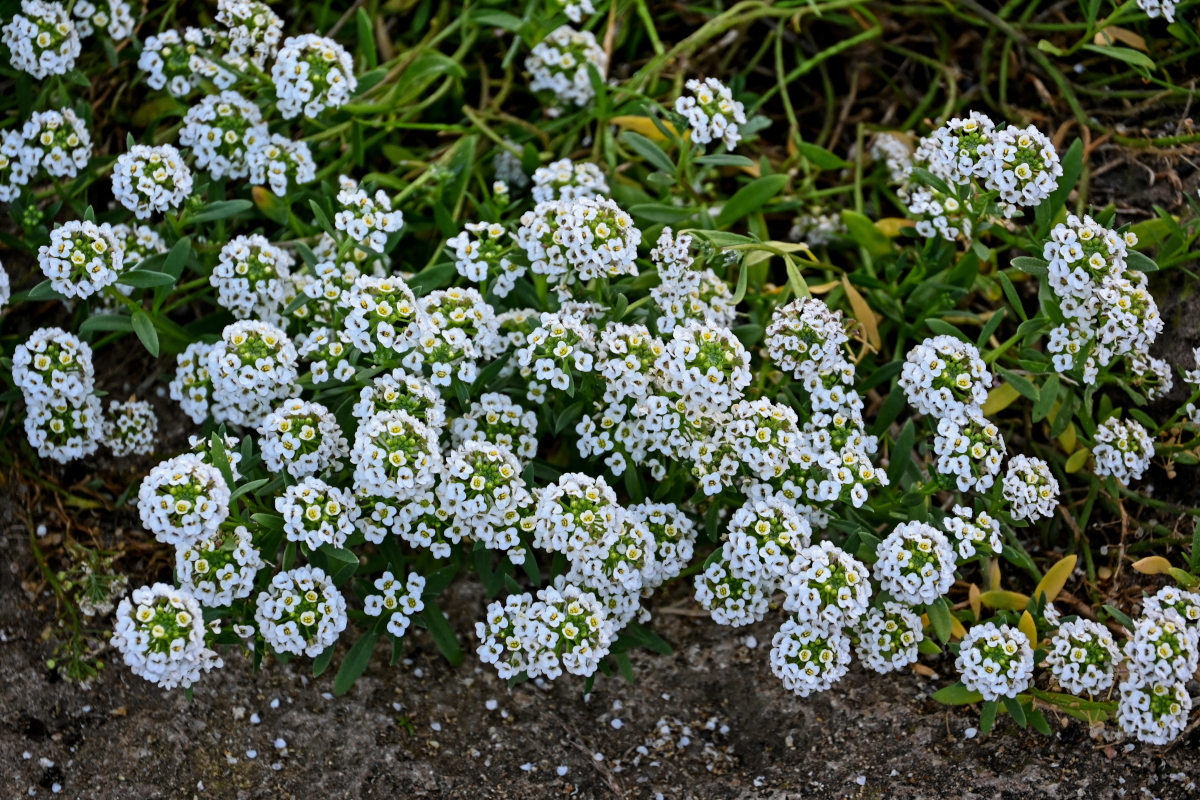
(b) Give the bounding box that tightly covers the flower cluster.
[20,108,92,179]
[525,26,607,112]
[255,567,348,658]
[271,34,357,119]
[854,602,924,674]
[112,144,193,219]
[446,221,525,298]
[1044,618,1120,695]
[1001,455,1060,522]
[207,320,299,428]
[111,583,221,689]
[247,134,316,196]
[873,521,956,605]
[770,617,852,697]
[675,77,747,150]
[217,0,283,67]
[3,0,80,79]
[138,28,231,97]
[350,409,441,501]
[518,196,641,299]
[13,328,102,463]
[781,541,871,628]
[37,219,124,300]
[648,228,736,335]
[259,399,347,478]
[531,159,609,204]
[176,524,264,607]
[1092,417,1154,484]
[1137,0,1176,21]
[210,235,295,324]
[451,392,539,461]
[514,311,596,401]
[955,622,1035,700]
[102,399,158,457]
[364,571,426,638]
[943,504,1002,560]
[334,175,404,253]
[277,477,359,551]
[179,90,267,180]
[899,335,991,423]
[137,453,231,546]
[764,298,849,383]
[932,411,1004,492]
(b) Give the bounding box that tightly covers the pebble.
[520,762,534,772]
[246,750,257,759]
[431,722,442,732]
[269,698,280,709]
[250,713,261,725]
[745,635,758,649]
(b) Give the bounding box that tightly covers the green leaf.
[312,645,335,677]
[470,9,523,30]
[24,279,66,301]
[931,682,984,705]
[716,174,788,228]
[979,700,998,735]
[79,314,134,335]
[840,210,892,257]
[620,131,675,173]
[190,199,254,223]
[996,271,1028,321]
[996,368,1039,402]
[117,270,177,288]
[888,420,915,486]
[1080,43,1156,70]
[688,230,757,248]
[693,154,755,168]
[917,638,942,656]
[333,632,378,695]
[309,200,336,236]
[421,601,463,665]
[230,478,269,502]
[1028,708,1052,736]
[615,651,635,683]
[1125,250,1159,273]
[1042,138,1083,226]
[629,203,696,224]
[1002,696,1027,727]
[795,141,850,170]
[405,263,456,295]
[926,597,953,643]
[1010,256,1049,276]
[355,9,377,68]
[1032,374,1060,422]
[925,318,971,342]
[163,236,192,279]
[131,310,159,357]
[1102,604,1135,632]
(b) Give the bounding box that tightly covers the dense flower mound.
[1117,675,1191,745]
[350,409,441,500]
[37,219,124,299]
[770,617,852,697]
[955,622,1035,701]
[781,541,871,628]
[111,583,222,689]
[899,335,991,423]
[255,566,348,658]
[764,297,849,382]
[180,90,267,180]
[102,399,158,457]
[20,108,92,179]
[139,28,230,97]
[531,158,609,204]
[1092,417,1155,484]
[211,235,296,324]
[259,399,347,478]
[217,0,283,67]
[207,320,299,428]
[873,521,956,605]
[364,571,426,638]
[854,602,924,674]
[525,26,607,111]
[3,0,81,79]
[1045,618,1120,695]
[112,144,193,219]
[137,453,231,546]
[675,77,747,151]
[176,524,264,607]
[272,34,357,119]
[247,133,316,196]
[1001,455,1060,521]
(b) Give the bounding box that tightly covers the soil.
[2,468,1199,800]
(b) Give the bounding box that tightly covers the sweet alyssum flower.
[255,566,348,658]
[1001,454,1060,522]
[334,175,404,254]
[353,367,445,430]
[12,326,95,404]
[899,335,992,423]
[531,158,609,204]
[1092,416,1155,484]
[137,453,231,547]
[675,77,748,151]
[525,26,607,112]
[770,617,852,697]
[1117,674,1191,745]
[247,133,316,197]
[1142,586,1200,630]
[138,27,230,97]
[0,129,32,202]
[350,409,442,501]
[3,0,81,80]
[854,602,925,674]
[781,540,871,628]
[339,275,423,362]
[873,520,957,606]
[207,320,299,428]
[258,398,347,479]
[72,0,136,40]
[37,219,125,300]
[169,342,215,425]
[102,399,158,457]
[955,622,1035,701]
[514,311,597,402]
[628,501,698,590]
[364,571,426,639]
[451,391,539,462]
[179,90,268,180]
[277,476,360,551]
[446,221,526,298]
[1044,618,1120,695]
[24,394,103,463]
[942,504,1002,561]
[415,287,500,385]
[111,583,221,689]
[655,321,752,417]
[764,297,850,384]
[175,524,263,607]
[272,34,357,119]
[1137,0,1176,21]
[438,441,531,536]
[986,124,1062,207]
[721,494,812,590]
[112,144,193,219]
[210,234,295,324]
[296,327,355,385]
[931,409,1005,492]
[19,108,92,179]
[216,0,283,67]
[1124,610,1199,683]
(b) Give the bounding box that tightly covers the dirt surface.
[2,472,1198,800]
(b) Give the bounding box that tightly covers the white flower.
[1117,675,1190,745]
[531,158,609,204]
[3,1,81,79]
[364,571,426,639]
[137,453,230,547]
[721,494,812,591]
[353,367,445,430]
[1123,610,1199,683]
[71,0,136,40]
[207,320,299,428]
[770,617,852,696]
[854,602,924,674]
[438,441,530,538]
[871,132,913,183]
[525,26,607,111]
[111,583,221,689]
[12,326,95,405]
[675,77,747,150]
[112,144,193,218]
[986,124,1062,207]
[627,501,697,590]
[451,392,538,462]
[955,622,1035,701]
[513,311,597,402]
[1045,618,1120,695]
[179,90,268,180]
[350,409,442,501]
[415,287,499,386]
[255,566,348,658]
[873,520,956,606]
[1001,454,1060,522]
[139,28,233,98]
[217,0,283,67]
[1142,586,1200,630]
[445,221,525,298]
[169,342,215,425]
[37,219,125,300]
[0,129,33,202]
[781,541,871,628]
[247,134,316,196]
[338,275,423,361]
[277,476,359,551]
[334,175,404,254]
[271,34,357,119]
[943,504,1002,561]
[0,259,9,310]
[102,399,158,457]
[176,524,263,607]
[694,559,769,627]
[258,399,348,478]
[210,234,295,324]
[19,108,91,179]
[24,394,103,463]
[898,335,992,423]
[764,297,850,383]
[1137,0,1176,21]
[516,196,641,299]
[654,321,752,415]
[1093,417,1154,484]
[931,409,1005,492]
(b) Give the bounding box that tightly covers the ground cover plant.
[2,0,1200,753]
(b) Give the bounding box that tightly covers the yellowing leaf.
[875,217,915,237]
[1132,556,1173,575]
[610,115,678,142]
[807,280,839,295]
[1168,568,1199,589]
[968,584,981,621]
[979,590,1030,611]
[1034,554,1077,604]
[1058,422,1077,453]
[1064,448,1090,474]
[1018,610,1038,649]
[841,275,881,349]
[1094,26,1148,52]
[950,615,966,640]
[987,559,1001,592]
[981,383,1022,416]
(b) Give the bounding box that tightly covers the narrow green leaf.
[355,9,377,68]
[131,310,159,357]
[190,199,254,223]
[1032,374,1060,422]
[421,600,463,665]
[620,131,675,173]
[996,368,1039,402]
[795,141,850,170]
[716,174,788,228]
[79,314,134,335]
[312,644,335,677]
[927,597,953,643]
[980,700,998,735]
[1003,696,1027,727]
[117,270,177,288]
[333,632,378,695]
[840,210,891,257]
[931,682,984,705]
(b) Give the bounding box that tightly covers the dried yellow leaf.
[979,589,1030,611]
[1034,554,1077,604]
[1131,556,1173,575]
[1018,610,1038,649]
[981,383,1021,416]
[841,275,881,349]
